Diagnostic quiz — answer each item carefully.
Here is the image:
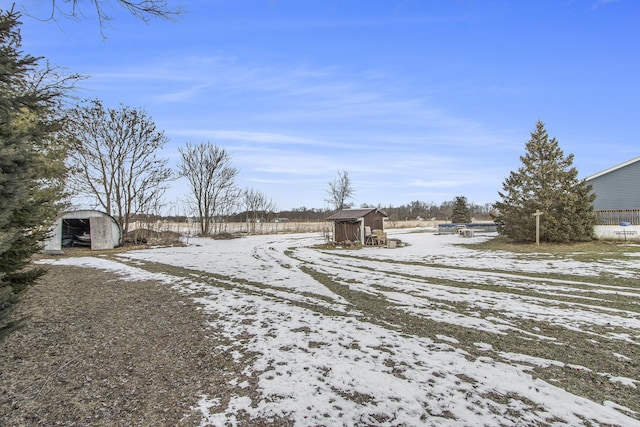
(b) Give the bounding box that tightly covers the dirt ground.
[0,259,243,426]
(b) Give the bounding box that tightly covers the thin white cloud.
[171,129,335,147]
[87,54,468,123]
[84,52,515,154]
[409,179,463,189]
[153,83,215,103]
[239,152,335,177]
[593,0,619,7]
[76,52,515,207]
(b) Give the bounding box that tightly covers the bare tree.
[22,1,182,34]
[178,142,239,236]
[64,99,172,233]
[244,188,275,234]
[326,169,354,211]
[214,185,242,234]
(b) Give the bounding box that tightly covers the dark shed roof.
[326,208,387,221]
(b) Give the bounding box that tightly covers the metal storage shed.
[43,210,122,254]
[326,208,387,245]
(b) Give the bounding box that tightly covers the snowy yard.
[39,229,640,426]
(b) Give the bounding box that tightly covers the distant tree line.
[129,198,494,225]
[373,198,493,223]
[201,198,494,224]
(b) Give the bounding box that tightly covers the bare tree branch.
[178,142,239,236]
[62,99,172,233]
[326,169,354,211]
[20,0,183,37]
[244,187,275,234]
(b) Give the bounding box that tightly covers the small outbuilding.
[327,208,387,245]
[43,210,122,254]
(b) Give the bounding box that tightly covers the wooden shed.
[43,210,122,254]
[326,208,387,245]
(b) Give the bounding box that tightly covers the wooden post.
[532,210,544,245]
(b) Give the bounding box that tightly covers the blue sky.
[16,0,640,211]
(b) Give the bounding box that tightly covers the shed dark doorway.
[62,218,91,247]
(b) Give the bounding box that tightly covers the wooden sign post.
[532,210,544,245]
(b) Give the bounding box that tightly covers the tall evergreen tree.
[493,121,596,243]
[0,9,74,337]
[451,196,472,223]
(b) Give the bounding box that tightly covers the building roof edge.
[585,156,640,181]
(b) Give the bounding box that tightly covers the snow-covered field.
[39,229,640,426]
